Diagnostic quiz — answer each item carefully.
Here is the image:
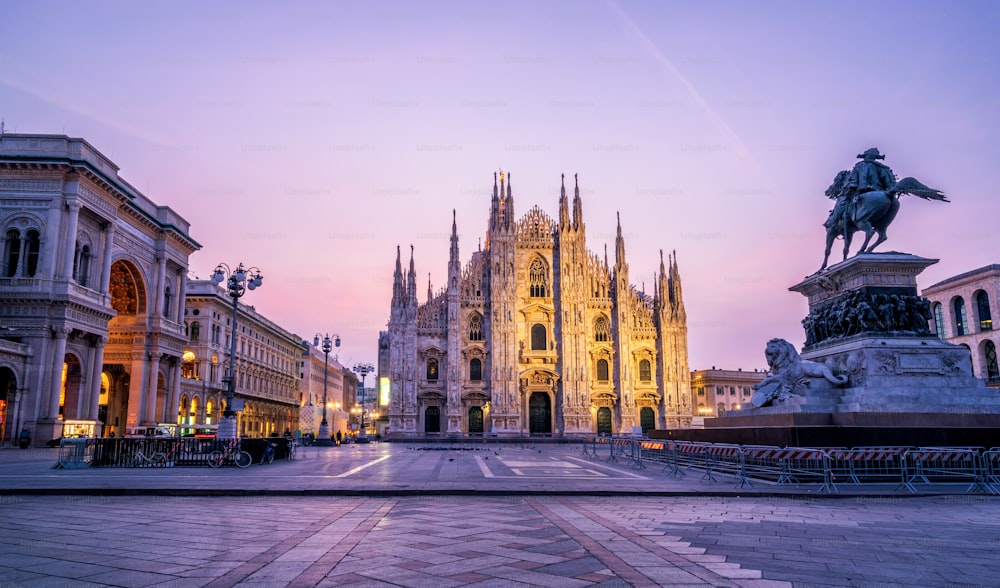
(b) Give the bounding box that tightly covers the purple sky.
[3,1,998,371]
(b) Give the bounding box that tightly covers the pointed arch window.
[470,358,482,381]
[976,291,992,332]
[529,257,548,297]
[469,314,483,341]
[954,297,968,336]
[596,358,609,382]
[594,316,610,342]
[426,358,439,381]
[530,323,547,351]
[639,359,652,382]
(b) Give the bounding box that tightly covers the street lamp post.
[313,332,340,446]
[210,262,263,440]
[352,362,374,442]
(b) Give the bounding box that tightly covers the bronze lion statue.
[751,338,847,408]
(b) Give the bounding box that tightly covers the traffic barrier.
[702,444,743,484]
[897,448,988,494]
[983,448,1000,495]
[55,438,93,469]
[826,446,910,485]
[741,446,836,493]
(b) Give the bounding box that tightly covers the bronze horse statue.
[819,171,947,271]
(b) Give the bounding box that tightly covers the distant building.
[298,340,350,439]
[386,172,691,438]
[690,368,766,417]
[0,134,199,444]
[181,280,303,437]
[922,264,1000,386]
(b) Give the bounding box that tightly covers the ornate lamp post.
[313,332,340,446]
[352,362,374,442]
[210,262,263,440]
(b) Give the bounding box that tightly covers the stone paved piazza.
[0,444,998,586]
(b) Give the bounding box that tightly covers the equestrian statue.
[819,148,947,271]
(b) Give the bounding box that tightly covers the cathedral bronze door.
[425,406,440,433]
[596,407,612,436]
[528,393,551,435]
[639,407,655,434]
[468,406,483,434]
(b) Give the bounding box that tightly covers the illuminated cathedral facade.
[385,172,691,438]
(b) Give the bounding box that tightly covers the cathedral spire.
[392,244,404,308]
[449,209,459,264]
[407,244,417,304]
[572,173,583,230]
[558,173,569,228]
[615,212,627,269]
[505,171,513,230]
[669,250,685,318]
[427,272,433,303]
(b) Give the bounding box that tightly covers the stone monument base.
[651,412,1000,448]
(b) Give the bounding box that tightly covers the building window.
[190,322,200,341]
[954,297,968,336]
[597,359,609,381]
[594,316,610,342]
[529,257,547,297]
[531,323,547,351]
[426,358,439,381]
[469,358,482,381]
[638,359,651,382]
[985,340,999,382]
[933,303,946,340]
[3,229,20,277]
[697,387,705,397]
[469,314,483,341]
[977,291,993,332]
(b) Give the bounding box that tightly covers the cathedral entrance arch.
[425,406,441,433]
[528,393,551,435]
[468,406,483,434]
[639,407,655,434]
[596,407,612,436]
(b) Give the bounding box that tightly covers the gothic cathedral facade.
[386,172,691,438]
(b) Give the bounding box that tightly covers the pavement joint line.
[334,454,391,478]
[288,498,398,587]
[568,497,752,586]
[473,455,494,478]
[526,497,665,588]
[565,455,650,479]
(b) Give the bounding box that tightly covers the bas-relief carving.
[802,290,932,346]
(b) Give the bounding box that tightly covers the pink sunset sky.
[3,1,998,371]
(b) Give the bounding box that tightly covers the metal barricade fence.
[983,448,1000,495]
[897,447,988,494]
[702,444,744,484]
[85,437,226,468]
[825,446,910,485]
[56,438,94,469]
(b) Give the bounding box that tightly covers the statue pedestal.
[657,253,1000,447]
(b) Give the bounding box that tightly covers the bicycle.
[207,439,252,468]
[132,442,171,468]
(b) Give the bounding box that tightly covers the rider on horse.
[828,148,896,232]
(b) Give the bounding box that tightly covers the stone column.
[167,358,181,426]
[152,255,165,317]
[99,223,115,294]
[127,353,147,431]
[41,201,64,280]
[176,268,188,322]
[46,329,69,420]
[60,200,81,280]
[144,353,161,424]
[87,337,107,421]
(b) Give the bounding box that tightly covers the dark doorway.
[529,393,551,434]
[596,407,612,436]
[639,407,655,434]
[468,406,484,434]
[0,367,15,444]
[424,406,440,433]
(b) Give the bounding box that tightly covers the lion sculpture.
[751,338,848,408]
